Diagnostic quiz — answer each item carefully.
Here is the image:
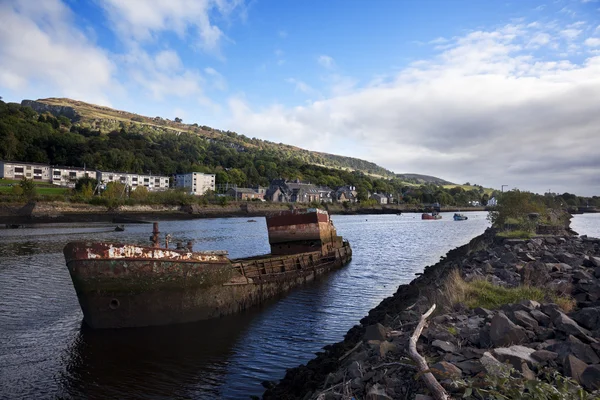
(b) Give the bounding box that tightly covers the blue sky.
[1,0,599,195]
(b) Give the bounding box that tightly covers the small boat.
[5,224,21,229]
[453,213,468,221]
[63,208,352,329]
[114,225,125,231]
[422,212,442,220]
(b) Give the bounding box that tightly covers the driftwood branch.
[372,361,418,371]
[408,303,450,400]
[338,341,362,361]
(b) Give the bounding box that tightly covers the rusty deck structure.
[63,209,352,329]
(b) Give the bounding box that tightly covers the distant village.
[0,160,403,204]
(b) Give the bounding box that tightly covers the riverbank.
[0,201,486,225]
[262,222,600,399]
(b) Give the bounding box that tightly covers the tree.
[174,117,182,123]
[19,177,36,199]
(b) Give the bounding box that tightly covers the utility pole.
[501,185,507,193]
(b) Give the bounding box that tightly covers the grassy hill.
[22,98,451,185]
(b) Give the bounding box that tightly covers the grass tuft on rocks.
[441,270,574,312]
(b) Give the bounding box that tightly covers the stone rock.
[531,349,558,362]
[521,261,551,286]
[521,363,536,380]
[431,339,457,353]
[378,341,397,357]
[455,360,485,374]
[474,307,494,319]
[573,269,594,282]
[324,371,344,387]
[563,354,587,384]
[415,395,434,400]
[571,307,600,331]
[546,341,600,365]
[366,383,393,400]
[529,309,551,326]
[545,237,557,245]
[351,377,364,391]
[519,299,541,309]
[348,361,363,379]
[493,345,538,371]
[540,303,562,320]
[581,365,600,391]
[490,312,528,346]
[586,256,600,268]
[480,351,510,376]
[430,361,462,379]
[553,312,592,339]
[364,323,387,342]
[511,310,539,330]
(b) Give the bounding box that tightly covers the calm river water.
[0,212,597,399]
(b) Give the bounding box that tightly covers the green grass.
[496,230,533,239]
[0,185,68,195]
[442,270,575,312]
[462,281,546,309]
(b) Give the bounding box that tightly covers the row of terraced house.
[0,160,216,195]
[225,179,394,204]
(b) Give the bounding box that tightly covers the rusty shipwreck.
[63,208,352,329]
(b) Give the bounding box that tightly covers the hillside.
[21,98,450,184]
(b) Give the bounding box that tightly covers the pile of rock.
[264,230,600,400]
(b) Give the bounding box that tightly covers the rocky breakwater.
[263,229,600,399]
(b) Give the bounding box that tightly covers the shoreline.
[0,201,487,225]
[262,222,600,399]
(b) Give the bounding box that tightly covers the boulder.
[531,349,558,362]
[455,360,484,374]
[511,310,539,330]
[492,345,538,371]
[480,351,510,376]
[431,340,457,353]
[348,361,363,379]
[364,323,388,342]
[521,261,551,286]
[546,341,600,365]
[563,354,587,384]
[366,383,393,400]
[489,312,528,346]
[581,365,600,391]
[378,341,397,358]
[571,307,600,331]
[430,361,462,379]
[529,309,551,326]
[553,312,592,339]
[474,307,494,319]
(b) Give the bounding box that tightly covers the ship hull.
[64,241,352,329]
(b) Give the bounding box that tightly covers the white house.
[175,172,215,195]
[487,197,498,206]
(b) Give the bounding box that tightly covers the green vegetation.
[442,271,575,312]
[456,368,594,399]
[495,230,534,239]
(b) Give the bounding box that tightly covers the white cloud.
[528,33,551,47]
[227,23,600,195]
[0,1,117,105]
[585,37,600,47]
[286,78,318,96]
[278,30,288,38]
[204,67,227,90]
[429,37,449,45]
[99,0,245,52]
[560,28,582,40]
[318,55,335,69]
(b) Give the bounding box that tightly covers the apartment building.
[175,172,215,195]
[51,166,91,187]
[0,161,51,181]
[96,171,170,191]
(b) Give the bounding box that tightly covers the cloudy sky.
[1,0,599,195]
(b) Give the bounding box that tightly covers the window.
[132,177,138,182]
[144,178,149,182]
[69,172,76,177]
[26,166,32,170]
[34,169,42,174]
[54,171,61,176]
[15,167,24,173]
[155,178,160,184]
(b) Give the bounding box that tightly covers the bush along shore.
[262,218,600,399]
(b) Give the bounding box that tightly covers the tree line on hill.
[1,99,598,207]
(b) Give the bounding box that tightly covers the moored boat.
[63,208,352,329]
[453,213,468,221]
[421,212,442,220]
